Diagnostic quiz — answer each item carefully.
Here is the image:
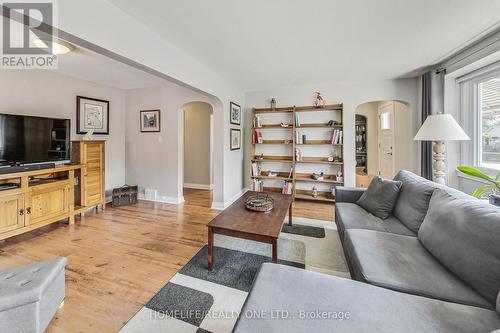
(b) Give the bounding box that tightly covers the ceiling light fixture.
[33,38,75,55]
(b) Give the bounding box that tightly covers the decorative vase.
[270,98,276,110]
[489,194,500,207]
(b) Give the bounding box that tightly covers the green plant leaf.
[457,166,497,184]
[496,171,500,181]
[472,185,496,198]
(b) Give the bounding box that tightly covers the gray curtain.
[421,70,445,180]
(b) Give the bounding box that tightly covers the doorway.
[182,102,214,207]
[355,101,410,187]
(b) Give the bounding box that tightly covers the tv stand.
[0,164,84,240]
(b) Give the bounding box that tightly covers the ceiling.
[106,0,500,90]
[55,47,165,90]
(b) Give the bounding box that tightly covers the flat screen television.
[0,114,70,167]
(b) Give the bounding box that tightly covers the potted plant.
[457,166,500,206]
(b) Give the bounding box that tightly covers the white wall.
[0,70,126,192]
[183,102,213,188]
[244,79,420,187]
[125,83,220,204]
[355,102,379,175]
[58,0,246,207]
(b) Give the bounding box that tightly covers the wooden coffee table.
[207,191,293,271]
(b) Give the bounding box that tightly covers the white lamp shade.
[414,113,470,141]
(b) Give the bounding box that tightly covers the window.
[380,112,391,130]
[478,77,500,169]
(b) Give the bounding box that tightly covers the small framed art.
[230,102,241,126]
[140,110,161,132]
[230,128,241,150]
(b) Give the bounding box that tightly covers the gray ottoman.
[0,257,67,333]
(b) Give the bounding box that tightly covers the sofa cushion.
[393,170,437,233]
[345,229,492,309]
[419,189,500,306]
[233,263,500,333]
[356,176,402,219]
[336,202,415,237]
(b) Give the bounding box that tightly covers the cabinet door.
[26,184,70,226]
[0,194,24,233]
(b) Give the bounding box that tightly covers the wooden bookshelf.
[250,103,344,203]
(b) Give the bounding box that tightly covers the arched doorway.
[355,100,411,187]
[181,102,214,207]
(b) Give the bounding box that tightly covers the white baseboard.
[183,183,214,190]
[138,193,185,205]
[211,188,248,210]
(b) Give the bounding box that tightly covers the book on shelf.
[330,129,343,145]
[251,162,259,177]
[252,179,264,192]
[252,130,263,144]
[295,113,300,127]
[282,180,293,194]
[253,115,262,128]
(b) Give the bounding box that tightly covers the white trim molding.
[211,188,248,210]
[183,183,214,190]
[138,193,185,205]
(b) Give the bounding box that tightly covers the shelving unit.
[250,104,344,203]
[355,115,367,174]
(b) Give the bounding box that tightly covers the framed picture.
[230,102,241,125]
[140,110,161,132]
[230,128,241,150]
[76,96,109,134]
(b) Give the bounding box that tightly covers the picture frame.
[140,109,161,132]
[230,102,241,126]
[230,128,241,150]
[76,96,109,134]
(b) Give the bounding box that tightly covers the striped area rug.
[119,217,349,333]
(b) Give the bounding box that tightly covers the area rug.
[119,217,349,333]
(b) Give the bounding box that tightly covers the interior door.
[0,194,24,233]
[378,103,395,179]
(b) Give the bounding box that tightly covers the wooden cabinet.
[0,194,24,233]
[0,164,82,240]
[72,141,106,210]
[25,182,71,226]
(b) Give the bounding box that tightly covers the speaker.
[0,163,56,175]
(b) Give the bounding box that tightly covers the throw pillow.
[356,176,402,219]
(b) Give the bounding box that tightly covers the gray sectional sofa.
[234,170,500,332]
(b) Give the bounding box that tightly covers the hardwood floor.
[0,192,334,333]
[183,187,213,207]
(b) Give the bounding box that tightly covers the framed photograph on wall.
[140,110,161,132]
[76,96,110,134]
[230,102,241,125]
[230,128,241,150]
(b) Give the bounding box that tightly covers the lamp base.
[433,140,446,185]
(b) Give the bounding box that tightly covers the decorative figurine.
[257,153,264,160]
[312,186,318,198]
[312,172,324,181]
[280,122,289,128]
[327,120,338,127]
[270,98,277,110]
[257,166,262,176]
[314,92,326,107]
[83,130,94,141]
[295,148,302,162]
[336,170,344,183]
